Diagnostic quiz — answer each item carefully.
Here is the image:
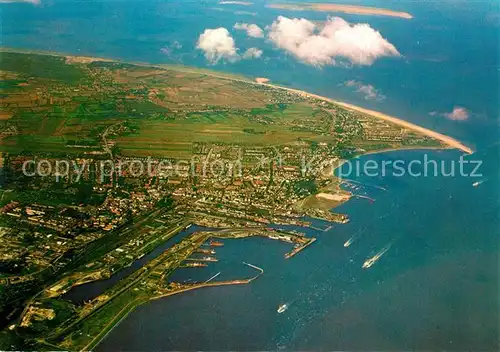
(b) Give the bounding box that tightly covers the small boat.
[344,238,353,247]
[362,244,392,269]
[472,181,482,187]
[277,303,288,314]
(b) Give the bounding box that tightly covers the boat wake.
[362,243,392,269]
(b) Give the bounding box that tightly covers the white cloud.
[268,16,400,67]
[160,41,182,56]
[0,0,40,3]
[345,80,385,101]
[243,47,263,59]
[444,107,469,120]
[233,22,264,38]
[431,106,469,121]
[197,28,239,64]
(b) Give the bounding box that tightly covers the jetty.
[285,238,317,259]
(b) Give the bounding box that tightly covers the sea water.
[96,148,499,350]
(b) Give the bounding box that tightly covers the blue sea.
[2,0,499,349]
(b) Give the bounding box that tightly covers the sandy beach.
[332,101,473,154]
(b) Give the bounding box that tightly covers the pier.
[285,238,317,259]
[342,179,387,192]
[354,195,375,203]
[243,262,264,274]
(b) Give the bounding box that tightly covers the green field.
[0,50,442,158]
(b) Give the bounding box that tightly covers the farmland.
[0,50,442,159]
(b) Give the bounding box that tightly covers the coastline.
[0,48,474,155]
[258,83,474,155]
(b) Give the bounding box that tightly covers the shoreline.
[258,83,474,155]
[332,101,473,154]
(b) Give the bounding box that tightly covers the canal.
[62,224,205,304]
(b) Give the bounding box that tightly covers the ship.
[209,240,224,247]
[196,248,216,255]
[362,244,391,269]
[182,262,208,268]
[344,238,353,247]
[277,303,288,314]
[202,256,218,262]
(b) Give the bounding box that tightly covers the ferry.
[277,303,288,314]
[344,238,353,247]
[183,262,208,268]
[202,256,218,262]
[196,248,216,255]
[362,244,391,269]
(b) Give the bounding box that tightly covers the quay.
[185,256,218,262]
[354,195,375,203]
[285,238,317,259]
[243,262,264,274]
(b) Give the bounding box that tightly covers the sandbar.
[220,1,253,5]
[267,3,413,20]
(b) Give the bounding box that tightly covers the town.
[0,51,445,350]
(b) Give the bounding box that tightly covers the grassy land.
[1,50,442,158]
